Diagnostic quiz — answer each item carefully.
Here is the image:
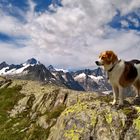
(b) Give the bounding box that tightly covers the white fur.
[134,64,140,81]
[134,63,140,97]
[108,60,125,85]
[107,60,125,105]
[109,61,140,106]
[96,51,140,106]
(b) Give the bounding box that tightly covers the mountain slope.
[0,59,85,91]
[0,58,58,83]
[0,59,111,92]
[0,58,40,75]
[51,70,84,91]
[19,64,55,82]
[0,77,140,140]
[72,68,111,91]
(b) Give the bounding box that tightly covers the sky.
[0,0,140,70]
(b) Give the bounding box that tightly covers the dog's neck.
[108,59,121,72]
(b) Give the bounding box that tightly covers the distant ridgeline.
[0,58,111,92]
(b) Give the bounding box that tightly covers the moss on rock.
[62,101,88,116]
[1,79,140,140]
[105,113,113,124]
[64,124,84,140]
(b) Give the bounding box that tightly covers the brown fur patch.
[99,50,118,65]
[119,61,138,87]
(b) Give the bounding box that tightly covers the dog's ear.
[106,51,113,61]
[106,51,118,62]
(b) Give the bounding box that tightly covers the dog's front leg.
[118,86,124,106]
[111,86,118,105]
[135,87,140,98]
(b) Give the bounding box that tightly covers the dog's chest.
[108,61,125,85]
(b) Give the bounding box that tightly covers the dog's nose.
[95,61,100,65]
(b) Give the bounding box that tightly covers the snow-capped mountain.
[0,59,111,92]
[0,59,84,90]
[0,58,40,75]
[23,58,41,66]
[0,58,56,82]
[48,65,56,72]
[71,68,111,91]
[48,65,84,91]
[48,65,68,73]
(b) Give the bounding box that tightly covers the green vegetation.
[133,107,140,134]
[46,104,66,123]
[0,85,28,140]
[133,116,140,134]
[64,124,83,140]
[63,101,88,116]
[1,79,140,140]
[0,84,66,140]
[0,85,23,121]
[105,113,112,124]
[24,124,50,140]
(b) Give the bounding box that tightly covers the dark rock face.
[5,64,23,72]
[0,59,111,92]
[23,64,55,82]
[93,67,105,77]
[64,72,84,91]
[71,68,105,77]
[26,58,40,65]
[0,61,8,69]
[47,65,56,72]
[52,71,84,91]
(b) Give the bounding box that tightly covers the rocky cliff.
[0,59,111,92]
[0,76,140,140]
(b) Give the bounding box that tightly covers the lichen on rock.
[1,78,140,140]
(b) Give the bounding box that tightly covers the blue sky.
[0,0,140,69]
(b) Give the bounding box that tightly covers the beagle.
[95,50,140,106]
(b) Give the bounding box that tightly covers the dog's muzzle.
[95,61,102,66]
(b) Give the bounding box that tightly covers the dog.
[95,50,140,106]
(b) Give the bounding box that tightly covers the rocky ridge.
[0,59,111,92]
[0,77,140,140]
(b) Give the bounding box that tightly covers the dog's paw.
[110,100,117,105]
[135,95,140,98]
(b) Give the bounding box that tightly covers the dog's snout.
[95,61,100,66]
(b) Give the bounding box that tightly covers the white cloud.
[0,0,140,69]
[121,20,129,28]
[128,16,139,27]
[111,0,140,15]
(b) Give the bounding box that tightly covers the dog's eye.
[102,56,105,59]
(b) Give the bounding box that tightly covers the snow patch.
[88,75,103,82]
[0,64,30,75]
[102,90,112,95]
[0,67,9,75]
[55,68,68,73]
[74,73,86,80]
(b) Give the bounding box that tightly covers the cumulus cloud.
[121,20,129,28]
[0,0,140,69]
[128,16,140,27]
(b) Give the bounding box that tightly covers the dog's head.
[95,50,118,70]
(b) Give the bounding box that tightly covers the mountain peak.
[48,65,56,72]
[0,61,9,69]
[24,58,40,65]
